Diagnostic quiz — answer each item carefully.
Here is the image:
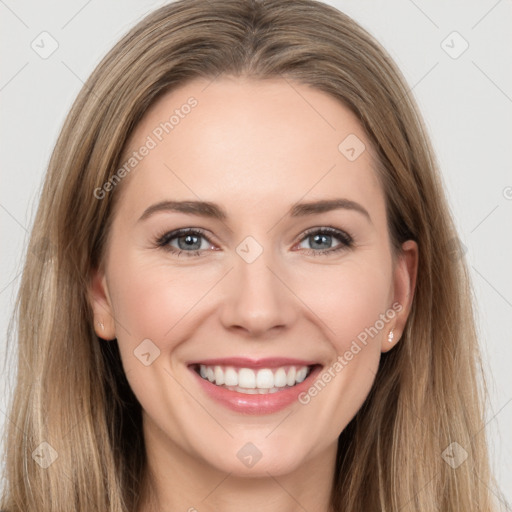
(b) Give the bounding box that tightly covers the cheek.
[109,257,211,342]
[292,257,392,433]
[106,257,206,421]
[294,255,392,350]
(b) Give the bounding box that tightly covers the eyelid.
[155,225,354,256]
[296,225,353,245]
[155,227,216,248]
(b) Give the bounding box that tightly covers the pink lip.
[188,363,323,415]
[186,357,319,369]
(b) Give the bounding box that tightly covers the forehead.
[116,76,383,220]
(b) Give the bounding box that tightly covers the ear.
[382,239,418,353]
[88,265,117,340]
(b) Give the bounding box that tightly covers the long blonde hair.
[1,0,504,510]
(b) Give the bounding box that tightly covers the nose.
[219,246,298,337]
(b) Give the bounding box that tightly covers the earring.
[97,321,105,330]
[387,329,394,343]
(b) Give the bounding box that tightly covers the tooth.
[295,367,308,383]
[214,365,224,385]
[286,366,296,386]
[198,364,313,388]
[274,368,287,387]
[224,367,238,386]
[256,369,274,388]
[238,368,256,388]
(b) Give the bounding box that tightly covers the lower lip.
[188,364,323,415]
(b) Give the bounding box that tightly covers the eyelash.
[154,226,354,258]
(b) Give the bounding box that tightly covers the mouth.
[186,358,324,415]
[188,361,321,395]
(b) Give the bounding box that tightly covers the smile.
[187,357,323,414]
[192,364,313,394]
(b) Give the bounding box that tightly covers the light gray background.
[1,0,511,507]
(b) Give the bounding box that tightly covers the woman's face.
[90,76,417,478]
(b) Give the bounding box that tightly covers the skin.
[89,76,418,512]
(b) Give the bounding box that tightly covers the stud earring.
[387,329,394,343]
[97,321,105,330]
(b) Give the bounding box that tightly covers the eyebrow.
[137,198,372,224]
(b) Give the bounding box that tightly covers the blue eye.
[296,227,353,256]
[156,228,212,257]
[155,227,354,257]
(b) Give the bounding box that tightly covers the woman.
[0,0,504,510]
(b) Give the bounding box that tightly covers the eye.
[155,226,354,258]
[155,228,214,257]
[295,227,353,256]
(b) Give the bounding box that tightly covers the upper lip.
[187,357,321,369]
